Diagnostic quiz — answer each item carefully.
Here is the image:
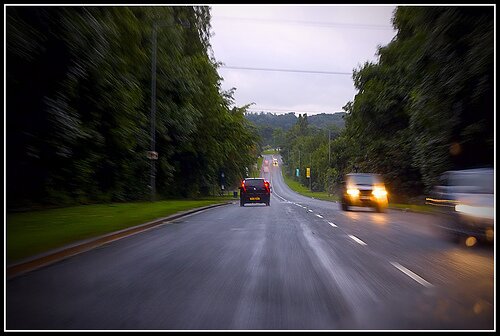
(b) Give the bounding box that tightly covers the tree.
[6,6,261,208]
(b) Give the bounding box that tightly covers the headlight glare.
[347,188,360,197]
[455,204,494,220]
[372,188,388,198]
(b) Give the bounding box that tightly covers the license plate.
[360,196,370,200]
[250,197,260,201]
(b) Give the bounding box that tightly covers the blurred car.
[340,173,388,212]
[272,158,279,166]
[426,168,494,243]
[239,178,271,207]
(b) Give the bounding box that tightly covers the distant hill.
[308,113,346,129]
[244,112,298,131]
[245,111,346,131]
[245,111,346,146]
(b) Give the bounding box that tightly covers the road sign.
[306,167,310,178]
[147,151,158,160]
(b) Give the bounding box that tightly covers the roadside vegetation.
[261,148,279,155]
[282,173,338,202]
[7,6,260,210]
[269,7,493,205]
[7,197,233,263]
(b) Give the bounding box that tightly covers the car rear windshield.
[347,174,381,185]
[245,179,265,187]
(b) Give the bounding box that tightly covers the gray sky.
[209,5,397,115]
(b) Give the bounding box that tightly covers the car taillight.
[241,181,246,192]
[264,181,270,192]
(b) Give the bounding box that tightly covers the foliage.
[276,6,493,201]
[7,6,260,209]
[245,111,346,147]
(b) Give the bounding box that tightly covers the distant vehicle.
[340,173,388,212]
[272,158,278,166]
[239,178,271,207]
[264,159,269,166]
[426,168,494,244]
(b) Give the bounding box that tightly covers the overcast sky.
[209,5,397,115]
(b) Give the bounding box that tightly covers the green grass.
[7,198,231,263]
[389,203,436,213]
[256,157,263,175]
[262,149,279,155]
[282,173,339,202]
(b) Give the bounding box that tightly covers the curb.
[7,201,233,280]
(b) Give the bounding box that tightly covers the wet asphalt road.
[6,155,494,330]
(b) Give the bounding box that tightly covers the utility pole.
[310,153,312,192]
[149,19,190,201]
[299,149,301,174]
[328,129,331,165]
[328,129,331,195]
[149,24,158,201]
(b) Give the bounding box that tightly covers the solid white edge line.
[273,190,287,202]
[390,262,434,288]
[348,235,367,246]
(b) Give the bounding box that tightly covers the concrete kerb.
[7,201,233,280]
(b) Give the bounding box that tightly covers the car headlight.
[372,188,388,198]
[347,188,360,197]
[455,204,494,220]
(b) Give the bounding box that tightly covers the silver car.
[427,168,494,243]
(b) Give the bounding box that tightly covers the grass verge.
[282,173,339,202]
[256,157,263,174]
[389,203,436,213]
[7,197,232,263]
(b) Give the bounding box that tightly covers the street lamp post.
[310,153,312,192]
[328,129,331,195]
[149,19,190,201]
[150,24,158,201]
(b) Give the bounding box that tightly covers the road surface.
[6,154,494,330]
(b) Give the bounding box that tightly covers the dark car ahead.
[340,173,388,212]
[239,178,271,206]
[426,168,494,244]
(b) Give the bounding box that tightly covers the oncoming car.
[272,158,278,166]
[239,178,271,207]
[340,173,388,212]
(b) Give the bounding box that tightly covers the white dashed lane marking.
[348,235,367,246]
[270,183,434,291]
[390,262,434,288]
